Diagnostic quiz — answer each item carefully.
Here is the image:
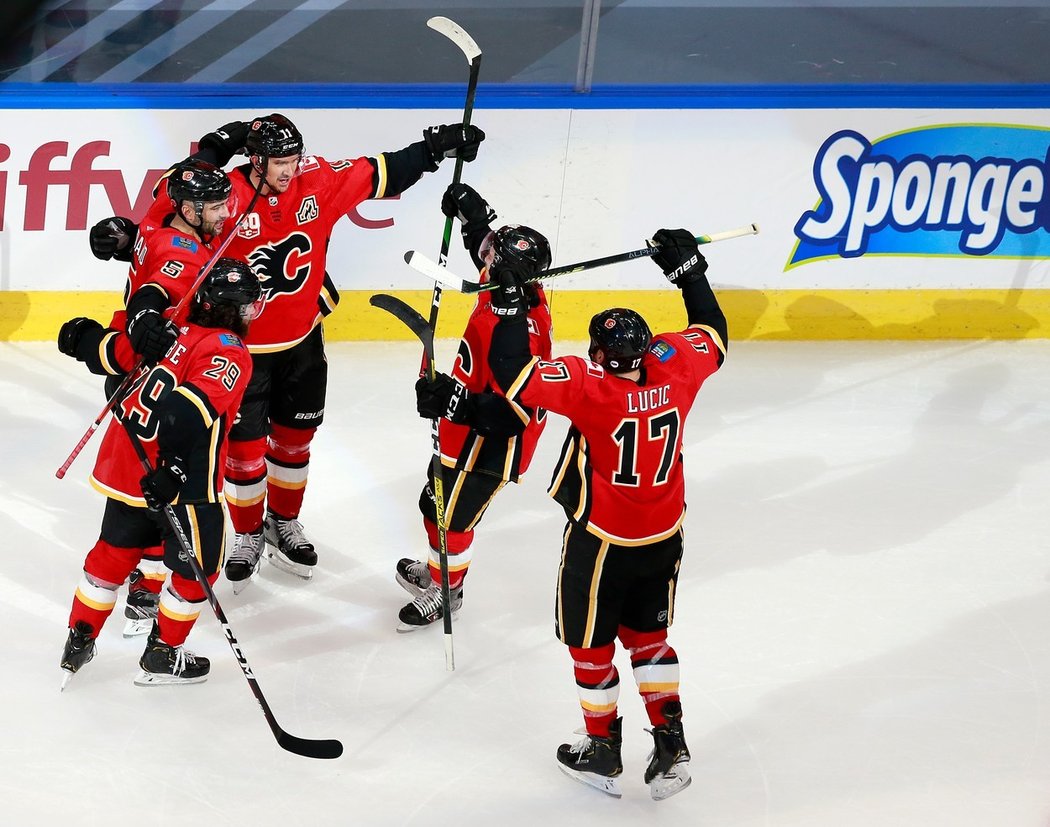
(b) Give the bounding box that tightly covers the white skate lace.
[412,585,444,617]
[172,646,188,676]
[567,732,594,758]
[228,531,263,565]
[275,518,309,548]
[403,560,429,586]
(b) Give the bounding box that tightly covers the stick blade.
[404,250,468,292]
[369,293,434,351]
[277,732,344,760]
[427,16,482,61]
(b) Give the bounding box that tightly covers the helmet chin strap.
[252,156,278,194]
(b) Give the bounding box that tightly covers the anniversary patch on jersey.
[650,341,675,362]
[171,236,199,253]
[296,195,319,225]
[219,333,244,348]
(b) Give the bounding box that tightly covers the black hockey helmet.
[195,258,263,318]
[168,159,232,215]
[588,308,652,373]
[482,224,552,276]
[246,113,304,160]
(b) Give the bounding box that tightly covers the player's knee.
[618,625,667,652]
[422,516,473,554]
[268,423,316,458]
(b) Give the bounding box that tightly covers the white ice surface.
[3,339,1050,826]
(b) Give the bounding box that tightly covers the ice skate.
[60,621,97,691]
[122,569,159,638]
[225,527,265,593]
[263,513,317,579]
[394,558,431,596]
[555,717,623,798]
[396,582,463,632]
[644,701,692,801]
[135,638,210,686]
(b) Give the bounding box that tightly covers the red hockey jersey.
[508,325,723,545]
[90,322,252,506]
[440,287,553,482]
[148,154,383,353]
[98,216,219,376]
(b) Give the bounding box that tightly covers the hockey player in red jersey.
[90,113,486,587]
[59,259,262,688]
[397,184,553,630]
[60,158,235,637]
[487,229,727,800]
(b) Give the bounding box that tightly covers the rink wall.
[1,84,1049,342]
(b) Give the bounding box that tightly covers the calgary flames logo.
[246,232,313,301]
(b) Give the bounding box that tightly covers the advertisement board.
[2,106,1048,339]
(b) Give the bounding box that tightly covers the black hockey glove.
[127,309,179,363]
[198,120,249,165]
[441,183,496,228]
[415,372,474,425]
[423,124,485,164]
[652,228,708,287]
[89,216,137,262]
[58,317,103,358]
[141,459,187,511]
[488,260,530,318]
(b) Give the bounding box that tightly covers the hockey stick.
[405,223,761,294]
[116,407,343,760]
[416,16,482,671]
[56,176,266,479]
[369,293,460,666]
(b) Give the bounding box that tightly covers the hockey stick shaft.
[55,178,266,480]
[422,15,482,671]
[118,413,342,760]
[405,223,760,294]
[466,223,761,293]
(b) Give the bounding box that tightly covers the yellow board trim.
[8,288,1050,342]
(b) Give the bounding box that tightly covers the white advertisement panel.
[1,106,1048,293]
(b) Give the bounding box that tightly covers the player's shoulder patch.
[649,340,676,362]
[171,235,199,253]
[299,155,320,173]
[218,332,245,348]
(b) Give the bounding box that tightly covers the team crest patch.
[650,341,675,362]
[172,236,198,252]
[219,333,244,348]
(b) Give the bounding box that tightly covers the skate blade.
[60,669,75,692]
[266,550,314,580]
[557,763,622,798]
[123,618,154,638]
[229,575,255,595]
[648,765,691,801]
[133,670,208,687]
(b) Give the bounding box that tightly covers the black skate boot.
[556,717,623,798]
[225,527,264,592]
[263,512,317,579]
[644,700,692,800]
[396,582,463,632]
[123,568,160,638]
[395,558,431,596]
[60,621,97,690]
[135,637,210,686]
